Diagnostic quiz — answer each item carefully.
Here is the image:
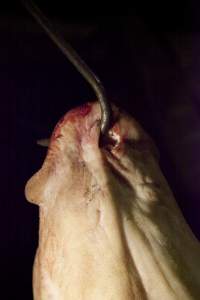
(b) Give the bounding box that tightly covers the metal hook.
[21,0,111,136]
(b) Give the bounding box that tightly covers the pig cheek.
[25,169,48,205]
[25,164,59,206]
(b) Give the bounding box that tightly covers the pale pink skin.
[25,102,200,300]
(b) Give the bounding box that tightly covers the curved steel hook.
[21,0,111,135]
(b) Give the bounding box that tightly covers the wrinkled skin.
[25,102,200,299]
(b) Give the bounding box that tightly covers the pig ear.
[25,168,48,206]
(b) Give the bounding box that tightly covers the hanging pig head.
[25,102,200,300]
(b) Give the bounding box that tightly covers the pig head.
[25,102,200,300]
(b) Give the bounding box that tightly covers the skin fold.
[25,102,200,300]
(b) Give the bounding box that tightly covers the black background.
[2,1,200,299]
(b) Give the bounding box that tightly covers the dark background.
[2,1,200,299]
